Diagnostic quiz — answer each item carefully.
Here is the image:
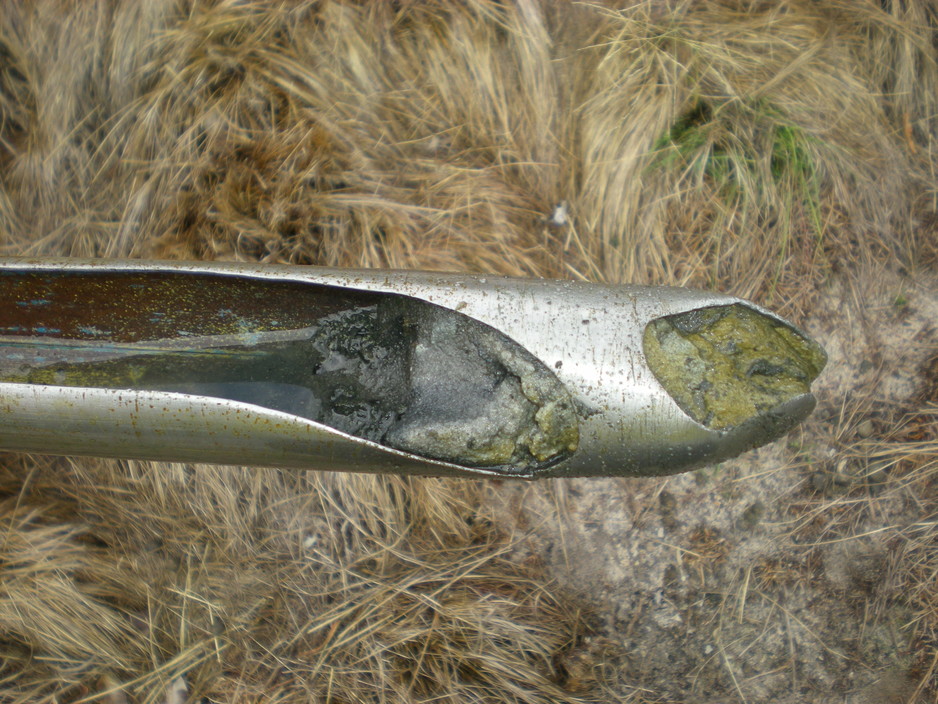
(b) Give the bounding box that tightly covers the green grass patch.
[650,101,826,295]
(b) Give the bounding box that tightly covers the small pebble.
[856,418,875,438]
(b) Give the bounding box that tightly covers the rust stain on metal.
[0,270,377,342]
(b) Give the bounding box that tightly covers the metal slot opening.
[643,303,827,430]
[0,270,578,470]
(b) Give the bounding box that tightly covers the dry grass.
[1,457,602,703]
[0,0,935,702]
[1,0,935,300]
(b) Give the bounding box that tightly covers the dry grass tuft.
[1,0,934,304]
[0,0,935,702]
[0,456,600,703]
[566,0,938,309]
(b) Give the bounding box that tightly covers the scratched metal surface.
[0,258,817,478]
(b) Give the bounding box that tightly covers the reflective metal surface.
[0,258,825,478]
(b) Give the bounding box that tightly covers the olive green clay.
[643,304,826,430]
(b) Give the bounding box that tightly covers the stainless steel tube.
[0,258,826,478]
